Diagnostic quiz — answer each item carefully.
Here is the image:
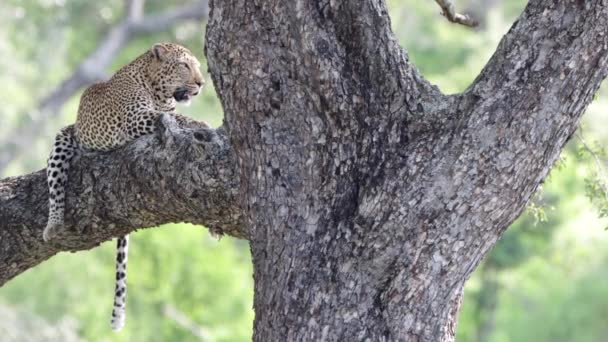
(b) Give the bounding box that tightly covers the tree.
[1,0,607,341]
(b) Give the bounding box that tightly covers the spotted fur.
[42,42,205,331]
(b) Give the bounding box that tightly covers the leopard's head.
[147,42,204,105]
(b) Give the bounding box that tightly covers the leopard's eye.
[181,62,191,70]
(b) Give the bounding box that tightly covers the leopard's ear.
[151,43,169,61]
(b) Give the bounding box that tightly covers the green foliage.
[525,189,552,227]
[1,226,254,342]
[577,138,608,227]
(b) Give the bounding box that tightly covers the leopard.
[42,42,206,331]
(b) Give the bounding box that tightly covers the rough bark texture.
[0,115,244,285]
[204,0,608,341]
[2,1,608,341]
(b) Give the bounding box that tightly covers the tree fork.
[205,0,608,341]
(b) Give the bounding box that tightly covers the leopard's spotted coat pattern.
[42,42,205,331]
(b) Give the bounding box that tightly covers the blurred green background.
[1,1,607,341]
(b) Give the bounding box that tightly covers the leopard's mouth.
[173,87,199,102]
[173,88,191,103]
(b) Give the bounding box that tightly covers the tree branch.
[433,0,608,276]
[0,115,244,286]
[126,0,145,21]
[434,0,479,27]
[464,0,502,27]
[129,1,210,34]
[0,0,210,175]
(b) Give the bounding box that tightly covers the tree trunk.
[204,0,608,341]
[2,1,608,341]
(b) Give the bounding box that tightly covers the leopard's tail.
[110,235,129,331]
[43,125,77,242]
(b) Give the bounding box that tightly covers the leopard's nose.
[195,80,203,87]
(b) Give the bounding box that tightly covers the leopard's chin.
[179,98,192,106]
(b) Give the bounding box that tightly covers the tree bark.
[2,1,608,341]
[204,0,608,341]
[0,115,244,285]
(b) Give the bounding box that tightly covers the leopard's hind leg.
[43,125,77,242]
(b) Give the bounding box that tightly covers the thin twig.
[434,0,479,28]
[577,131,608,198]
[163,304,211,341]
